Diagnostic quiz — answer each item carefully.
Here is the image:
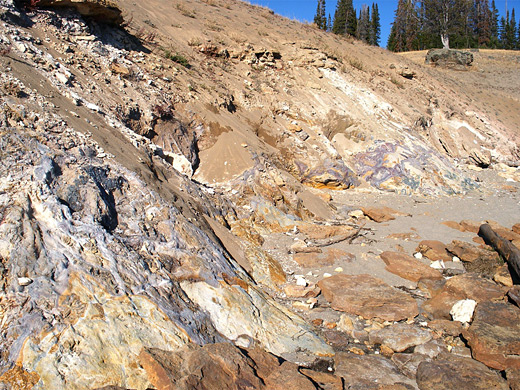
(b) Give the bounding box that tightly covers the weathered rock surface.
[368,323,433,353]
[380,251,443,282]
[335,353,417,388]
[37,0,123,25]
[318,274,419,321]
[416,355,508,390]
[464,301,520,370]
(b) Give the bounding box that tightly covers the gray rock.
[425,49,473,69]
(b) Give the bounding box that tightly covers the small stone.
[323,273,332,278]
[450,299,477,323]
[414,252,423,259]
[295,276,308,287]
[430,260,445,269]
[17,277,33,286]
[334,267,343,273]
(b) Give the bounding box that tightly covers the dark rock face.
[425,49,474,69]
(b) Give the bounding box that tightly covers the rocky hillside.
[0,0,519,389]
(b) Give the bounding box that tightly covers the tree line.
[388,0,519,52]
[314,0,381,46]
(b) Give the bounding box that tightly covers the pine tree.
[332,0,357,36]
[389,0,420,52]
[510,9,517,49]
[490,0,500,46]
[321,0,327,30]
[475,0,492,47]
[327,14,332,31]
[499,14,507,47]
[314,0,327,30]
[370,3,381,46]
[356,5,371,43]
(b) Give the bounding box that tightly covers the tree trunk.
[478,223,520,283]
[441,33,450,49]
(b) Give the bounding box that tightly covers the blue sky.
[247,0,520,48]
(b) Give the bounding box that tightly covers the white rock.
[323,273,332,278]
[450,299,477,323]
[295,276,308,287]
[334,267,343,273]
[430,260,445,269]
[414,252,423,259]
[18,277,33,286]
[452,256,461,262]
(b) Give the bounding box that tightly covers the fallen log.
[478,223,520,284]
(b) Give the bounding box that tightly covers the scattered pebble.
[334,267,343,273]
[414,252,423,259]
[323,272,332,278]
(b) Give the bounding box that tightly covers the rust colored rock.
[460,220,481,233]
[442,221,465,231]
[417,278,446,299]
[380,251,443,282]
[361,206,408,223]
[264,361,317,390]
[318,274,418,321]
[416,354,508,390]
[446,240,496,263]
[509,285,520,308]
[416,240,452,262]
[0,365,40,390]
[335,353,416,388]
[513,223,520,235]
[427,319,463,337]
[139,343,265,390]
[422,273,507,319]
[368,323,433,352]
[300,368,343,390]
[284,283,321,298]
[464,301,520,370]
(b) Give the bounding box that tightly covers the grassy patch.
[163,50,190,68]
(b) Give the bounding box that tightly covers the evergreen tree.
[356,4,371,43]
[370,3,381,46]
[475,0,492,47]
[332,0,357,36]
[327,13,332,31]
[490,0,500,46]
[314,0,327,30]
[510,9,517,48]
[499,14,507,47]
[389,0,420,52]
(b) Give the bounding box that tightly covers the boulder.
[416,355,508,390]
[318,274,419,321]
[425,49,474,69]
[464,301,520,370]
[380,251,443,282]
